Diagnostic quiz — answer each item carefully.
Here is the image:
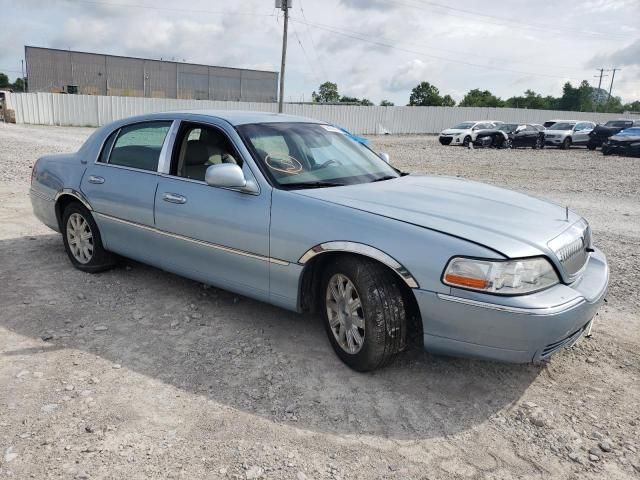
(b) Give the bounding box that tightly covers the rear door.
[152,121,271,302]
[573,122,594,144]
[80,120,175,258]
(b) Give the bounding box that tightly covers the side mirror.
[378,152,390,164]
[205,164,258,193]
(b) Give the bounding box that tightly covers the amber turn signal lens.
[444,274,488,290]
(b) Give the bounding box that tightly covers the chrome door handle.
[162,193,187,204]
[88,175,105,184]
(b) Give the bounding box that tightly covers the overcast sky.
[2,0,639,105]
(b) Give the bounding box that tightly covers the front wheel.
[321,256,407,371]
[463,135,472,148]
[561,137,572,150]
[587,143,597,151]
[62,203,115,272]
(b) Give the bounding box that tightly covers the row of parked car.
[438,118,640,156]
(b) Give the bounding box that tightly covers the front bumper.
[416,248,608,363]
[544,135,567,146]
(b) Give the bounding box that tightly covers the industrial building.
[24,46,278,102]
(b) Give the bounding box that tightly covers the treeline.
[0,73,26,92]
[312,80,640,113]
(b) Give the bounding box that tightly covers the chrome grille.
[548,219,591,277]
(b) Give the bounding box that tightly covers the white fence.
[5,92,624,134]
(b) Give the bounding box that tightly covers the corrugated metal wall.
[25,46,278,102]
[5,92,625,134]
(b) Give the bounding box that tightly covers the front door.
[80,120,174,260]
[153,121,271,301]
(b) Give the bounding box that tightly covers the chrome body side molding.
[54,188,93,211]
[94,212,289,266]
[298,241,419,288]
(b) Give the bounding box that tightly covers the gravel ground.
[1,123,639,479]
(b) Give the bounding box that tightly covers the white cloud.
[2,0,640,103]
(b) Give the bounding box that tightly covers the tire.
[533,137,543,149]
[61,203,115,273]
[321,256,407,372]
[463,135,472,148]
[561,137,572,150]
[587,143,597,151]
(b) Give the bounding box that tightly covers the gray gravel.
[1,123,639,479]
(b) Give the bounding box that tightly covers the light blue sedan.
[29,111,608,371]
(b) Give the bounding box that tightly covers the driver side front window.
[172,124,241,182]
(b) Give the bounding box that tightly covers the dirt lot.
[1,123,639,479]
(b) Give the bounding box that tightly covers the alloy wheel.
[325,273,365,354]
[66,212,94,264]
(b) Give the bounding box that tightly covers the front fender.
[269,189,504,295]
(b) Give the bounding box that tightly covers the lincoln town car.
[29,111,609,371]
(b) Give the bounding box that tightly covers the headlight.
[442,257,559,295]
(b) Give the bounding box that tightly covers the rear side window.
[106,121,171,171]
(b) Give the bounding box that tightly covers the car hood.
[610,134,640,142]
[544,129,571,135]
[293,175,580,258]
[440,128,469,135]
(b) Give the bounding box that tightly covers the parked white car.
[439,121,504,147]
[544,120,595,149]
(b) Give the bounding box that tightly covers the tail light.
[31,158,39,184]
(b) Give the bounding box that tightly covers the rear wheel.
[321,256,407,371]
[62,203,115,272]
[533,137,543,149]
[561,137,572,150]
[587,142,597,151]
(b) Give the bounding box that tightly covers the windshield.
[238,123,399,189]
[451,122,475,129]
[549,122,575,130]
[497,123,518,133]
[605,120,633,128]
[619,127,640,136]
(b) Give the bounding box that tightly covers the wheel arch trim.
[54,189,93,212]
[298,241,419,288]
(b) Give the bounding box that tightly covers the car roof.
[111,110,324,127]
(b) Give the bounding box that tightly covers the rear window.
[106,121,171,171]
[605,121,633,128]
[543,121,556,128]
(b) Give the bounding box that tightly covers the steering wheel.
[313,158,341,170]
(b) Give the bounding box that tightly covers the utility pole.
[20,60,26,92]
[593,68,608,111]
[607,68,619,104]
[277,0,291,113]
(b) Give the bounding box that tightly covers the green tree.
[441,94,456,107]
[312,81,339,103]
[0,73,10,89]
[339,95,360,104]
[459,89,504,107]
[380,99,394,106]
[359,98,374,106]
[12,77,26,92]
[623,100,640,112]
[408,81,443,106]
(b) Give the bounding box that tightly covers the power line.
[290,17,586,82]
[391,0,634,40]
[297,0,328,80]
[290,21,321,84]
[69,0,276,17]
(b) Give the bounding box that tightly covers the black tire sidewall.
[61,203,113,272]
[320,257,405,372]
[463,136,471,147]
